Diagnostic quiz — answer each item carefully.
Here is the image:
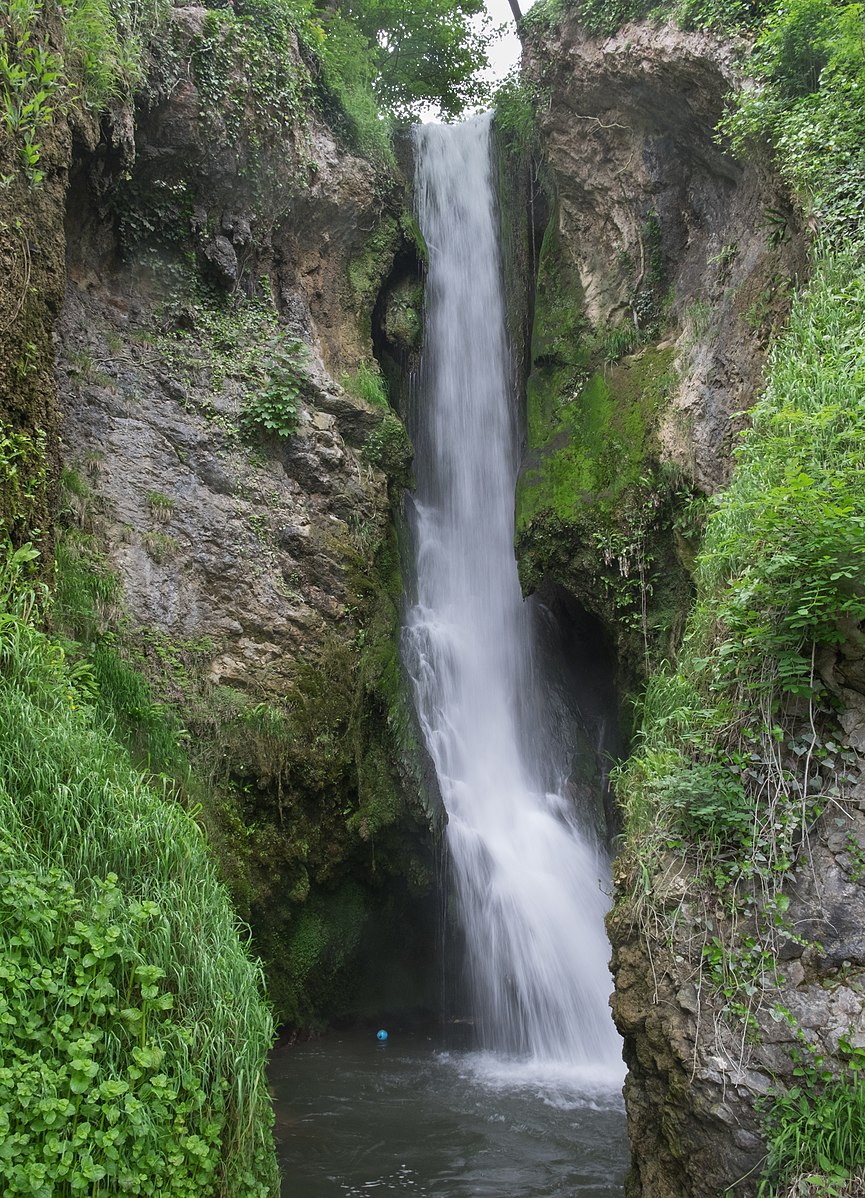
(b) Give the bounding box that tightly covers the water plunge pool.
[271,1031,628,1197]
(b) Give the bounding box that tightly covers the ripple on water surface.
[270,1032,628,1198]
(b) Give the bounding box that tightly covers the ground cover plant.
[758,1041,865,1196]
[0,543,278,1196]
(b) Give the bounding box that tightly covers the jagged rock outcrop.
[515,15,865,1196]
[523,18,807,493]
[609,785,865,1197]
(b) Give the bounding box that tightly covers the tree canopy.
[334,0,495,119]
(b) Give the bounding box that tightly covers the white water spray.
[402,115,623,1077]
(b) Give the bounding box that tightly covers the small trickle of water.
[402,114,623,1075]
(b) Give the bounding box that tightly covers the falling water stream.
[272,115,627,1195]
[403,115,622,1076]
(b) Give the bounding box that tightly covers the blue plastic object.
[376,1029,388,1042]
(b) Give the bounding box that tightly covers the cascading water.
[402,114,623,1077]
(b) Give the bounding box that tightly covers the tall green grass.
[0,543,278,1196]
[617,250,865,855]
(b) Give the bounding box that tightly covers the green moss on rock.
[382,276,423,352]
[516,207,692,679]
[348,215,401,340]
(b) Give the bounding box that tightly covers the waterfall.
[401,114,623,1076]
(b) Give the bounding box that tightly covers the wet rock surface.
[523,19,807,494]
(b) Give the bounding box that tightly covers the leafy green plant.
[61,0,162,110]
[596,321,644,365]
[239,352,306,440]
[0,0,63,184]
[0,423,47,543]
[721,0,865,244]
[142,530,178,563]
[308,11,395,164]
[759,1040,865,1197]
[0,542,279,1197]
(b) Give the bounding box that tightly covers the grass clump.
[0,542,278,1196]
[696,253,865,695]
[343,360,389,408]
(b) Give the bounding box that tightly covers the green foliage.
[493,69,541,158]
[759,1040,865,1196]
[343,360,389,408]
[721,0,865,243]
[238,352,305,441]
[0,423,47,543]
[1,0,172,185]
[0,543,278,1197]
[335,0,493,120]
[61,0,163,110]
[697,253,865,697]
[0,0,63,185]
[573,0,656,36]
[154,295,312,444]
[519,0,569,34]
[309,11,394,164]
[189,0,311,159]
[613,253,865,1017]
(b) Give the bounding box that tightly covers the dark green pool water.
[270,1031,628,1197]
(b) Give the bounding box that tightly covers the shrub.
[721,0,865,244]
[759,1041,865,1196]
[239,354,305,440]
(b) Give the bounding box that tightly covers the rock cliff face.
[518,18,806,676]
[520,15,865,1197]
[1,5,434,1027]
[609,798,865,1198]
[60,8,409,698]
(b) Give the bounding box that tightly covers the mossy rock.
[348,215,401,341]
[515,204,692,680]
[383,276,423,352]
[362,411,414,485]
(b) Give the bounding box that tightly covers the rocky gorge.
[2,0,865,1193]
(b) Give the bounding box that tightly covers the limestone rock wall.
[0,3,436,1027]
[523,18,807,495]
[519,15,865,1196]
